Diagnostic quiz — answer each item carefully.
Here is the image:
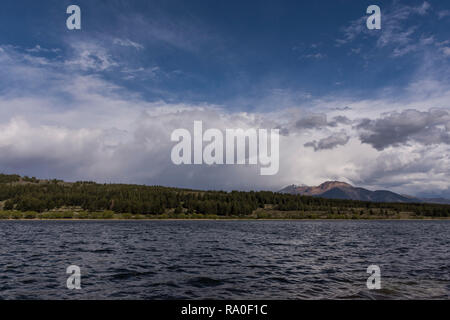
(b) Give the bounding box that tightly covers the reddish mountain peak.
[289,181,353,196]
[317,181,353,190]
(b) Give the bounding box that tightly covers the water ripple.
[0,220,448,299]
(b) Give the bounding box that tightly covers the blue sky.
[0,0,450,197]
[2,0,449,107]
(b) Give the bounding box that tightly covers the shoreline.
[1,218,449,221]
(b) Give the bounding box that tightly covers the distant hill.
[279,181,450,204]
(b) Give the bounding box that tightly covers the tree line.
[0,174,449,217]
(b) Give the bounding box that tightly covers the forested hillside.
[0,174,449,218]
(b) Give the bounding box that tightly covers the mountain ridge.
[279,181,450,204]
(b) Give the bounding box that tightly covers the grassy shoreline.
[0,210,448,221]
[1,218,449,221]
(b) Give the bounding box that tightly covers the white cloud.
[438,10,450,19]
[414,1,431,15]
[337,1,434,57]
[64,41,118,72]
[301,53,326,59]
[26,45,61,54]
[113,38,144,50]
[441,47,450,57]
[0,42,450,197]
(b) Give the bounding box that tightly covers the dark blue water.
[0,220,448,299]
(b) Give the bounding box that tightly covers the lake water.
[0,220,448,299]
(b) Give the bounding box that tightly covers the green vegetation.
[0,173,449,220]
[0,174,20,184]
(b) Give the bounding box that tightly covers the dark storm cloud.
[295,113,328,129]
[333,106,352,111]
[357,108,450,150]
[304,132,350,151]
[294,113,353,130]
[276,113,353,137]
[328,115,353,127]
[275,126,290,136]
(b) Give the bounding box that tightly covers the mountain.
[279,181,450,204]
[420,198,450,205]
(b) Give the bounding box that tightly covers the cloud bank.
[0,1,450,198]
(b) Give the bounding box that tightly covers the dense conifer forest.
[0,173,448,219]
